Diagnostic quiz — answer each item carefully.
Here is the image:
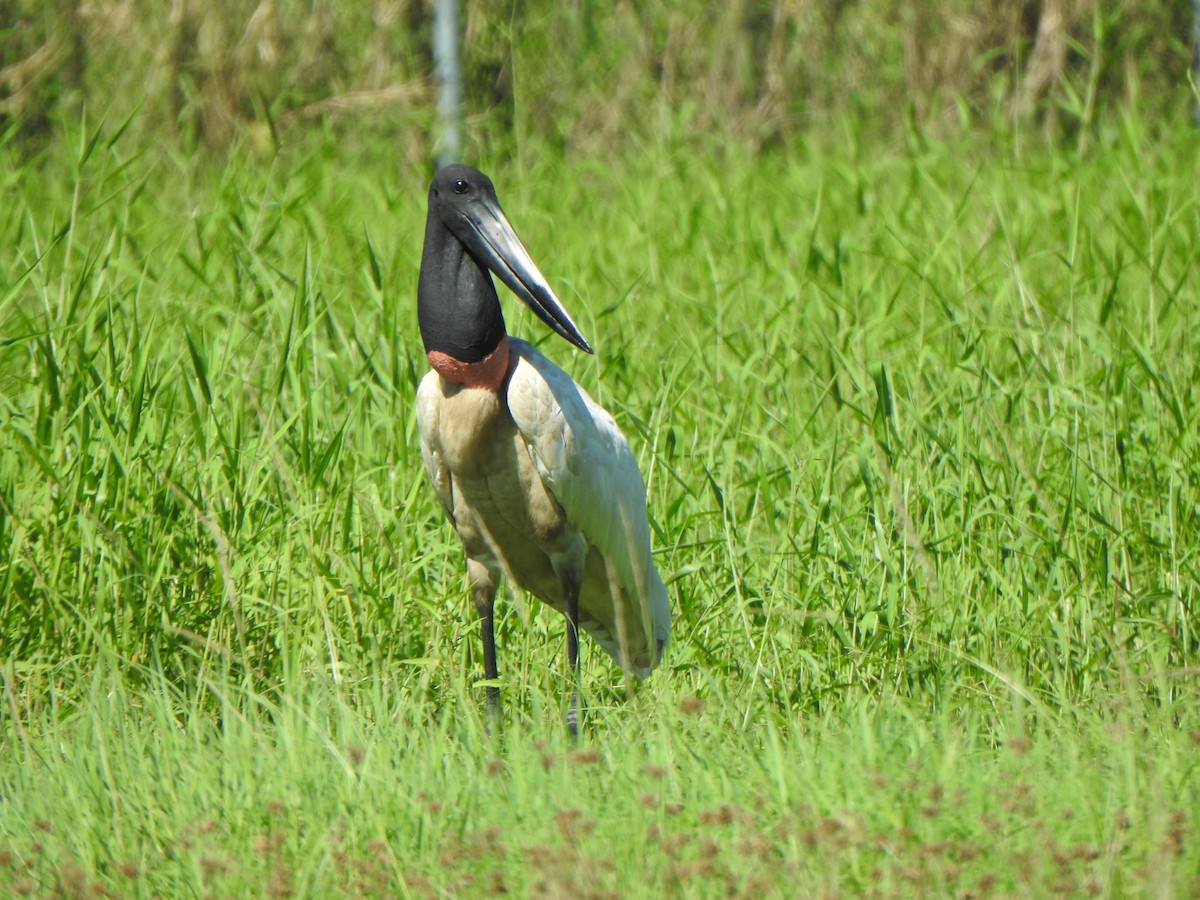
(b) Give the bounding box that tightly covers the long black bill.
[459,197,593,354]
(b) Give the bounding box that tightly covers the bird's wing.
[416,371,456,525]
[505,338,670,672]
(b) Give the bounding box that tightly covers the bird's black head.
[427,164,497,216]
[420,165,593,356]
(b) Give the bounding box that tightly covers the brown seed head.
[698,805,736,826]
[1006,736,1033,757]
[268,862,294,898]
[56,859,90,896]
[486,869,506,895]
[116,860,141,878]
[200,855,230,878]
[679,695,704,715]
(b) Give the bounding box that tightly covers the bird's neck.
[418,215,509,388]
[426,336,511,391]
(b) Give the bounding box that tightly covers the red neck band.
[427,336,511,391]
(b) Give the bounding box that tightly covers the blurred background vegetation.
[2,0,1197,162]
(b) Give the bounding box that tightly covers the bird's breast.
[429,381,512,475]
[426,377,571,558]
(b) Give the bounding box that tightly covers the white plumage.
[417,338,670,676]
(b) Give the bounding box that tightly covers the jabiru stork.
[415,165,671,731]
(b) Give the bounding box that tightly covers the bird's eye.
[453,179,469,194]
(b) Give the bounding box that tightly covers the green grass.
[2,118,1199,896]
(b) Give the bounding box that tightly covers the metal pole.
[433,0,461,166]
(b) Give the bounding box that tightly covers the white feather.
[506,339,671,675]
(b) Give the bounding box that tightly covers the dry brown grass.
[0,0,1191,155]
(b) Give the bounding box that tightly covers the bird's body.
[417,337,669,676]
[414,165,669,723]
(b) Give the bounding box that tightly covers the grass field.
[1,116,1199,896]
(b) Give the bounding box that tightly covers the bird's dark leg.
[474,586,500,719]
[563,579,582,739]
[469,562,500,724]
